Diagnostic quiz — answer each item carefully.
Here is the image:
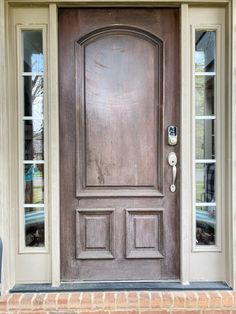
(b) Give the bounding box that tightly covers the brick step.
[0,291,236,313]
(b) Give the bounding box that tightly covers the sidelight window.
[18,28,48,252]
[193,29,222,249]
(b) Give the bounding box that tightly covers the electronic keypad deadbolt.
[167,125,178,146]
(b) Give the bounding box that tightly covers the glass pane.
[196,163,215,203]
[195,31,215,72]
[195,76,214,115]
[196,206,216,245]
[23,31,43,73]
[25,207,45,247]
[24,75,43,118]
[24,120,44,160]
[196,119,215,159]
[24,164,44,204]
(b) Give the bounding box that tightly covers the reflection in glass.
[195,76,214,116]
[23,31,43,73]
[195,31,215,72]
[196,163,215,203]
[21,30,46,251]
[196,119,215,159]
[196,206,216,245]
[24,75,43,117]
[24,164,44,204]
[24,120,44,160]
[24,207,45,247]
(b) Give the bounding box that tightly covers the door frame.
[0,0,234,294]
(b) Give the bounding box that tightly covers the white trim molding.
[16,24,49,254]
[191,24,224,253]
[48,3,60,287]
[0,0,15,295]
[180,2,191,285]
[8,6,51,285]
[188,6,226,282]
[229,0,236,289]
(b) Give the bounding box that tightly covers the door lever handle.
[168,152,177,193]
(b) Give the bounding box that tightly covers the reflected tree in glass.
[24,75,44,118]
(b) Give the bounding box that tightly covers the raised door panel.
[76,208,115,259]
[76,27,164,197]
[126,208,164,259]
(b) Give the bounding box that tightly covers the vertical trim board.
[180,3,191,285]
[0,0,12,295]
[49,3,60,287]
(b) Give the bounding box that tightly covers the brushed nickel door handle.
[168,152,177,193]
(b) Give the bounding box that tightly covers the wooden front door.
[59,8,180,281]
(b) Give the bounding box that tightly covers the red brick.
[233,291,236,307]
[69,292,81,309]
[2,290,236,313]
[221,291,234,308]
[185,292,198,308]
[116,292,128,308]
[111,311,139,314]
[7,293,23,310]
[127,292,139,308]
[197,292,209,309]
[162,292,173,308]
[80,293,92,309]
[173,293,185,308]
[203,311,231,314]
[208,292,222,308]
[79,311,109,314]
[93,292,104,309]
[57,293,70,309]
[103,292,116,309]
[43,293,58,310]
[140,311,169,314]
[20,293,34,309]
[49,312,77,314]
[32,293,46,310]
[0,295,8,311]
[172,311,201,314]
[139,292,150,308]
[17,311,48,314]
[150,292,162,308]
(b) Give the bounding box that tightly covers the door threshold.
[10,281,231,293]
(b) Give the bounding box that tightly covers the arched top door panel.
[77,25,164,47]
[75,25,164,197]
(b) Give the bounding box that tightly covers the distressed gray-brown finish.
[76,26,164,197]
[59,8,180,281]
[76,209,115,259]
[126,208,164,259]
